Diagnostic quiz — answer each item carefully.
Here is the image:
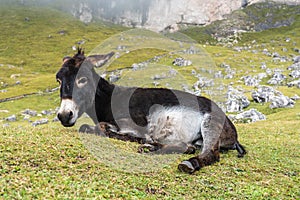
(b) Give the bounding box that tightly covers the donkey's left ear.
[86,52,115,68]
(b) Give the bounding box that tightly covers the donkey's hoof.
[79,124,95,134]
[178,161,195,174]
[138,144,156,153]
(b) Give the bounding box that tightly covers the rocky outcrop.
[69,0,300,32]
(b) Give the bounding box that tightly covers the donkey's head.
[56,48,114,127]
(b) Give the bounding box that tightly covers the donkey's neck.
[86,72,116,124]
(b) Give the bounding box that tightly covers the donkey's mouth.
[61,122,76,127]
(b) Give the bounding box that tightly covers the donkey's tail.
[235,141,246,158]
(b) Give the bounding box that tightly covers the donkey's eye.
[76,77,88,88]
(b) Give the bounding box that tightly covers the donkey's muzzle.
[57,111,75,127]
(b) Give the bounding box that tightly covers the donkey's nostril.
[69,111,73,118]
[57,113,62,121]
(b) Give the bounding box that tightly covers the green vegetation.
[0,3,299,199]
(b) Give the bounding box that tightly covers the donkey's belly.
[147,106,203,144]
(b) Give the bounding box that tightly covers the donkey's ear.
[86,52,115,68]
[63,56,72,63]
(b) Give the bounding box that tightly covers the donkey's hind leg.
[178,114,222,173]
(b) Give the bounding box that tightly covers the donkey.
[56,49,246,174]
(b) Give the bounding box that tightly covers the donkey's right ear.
[86,52,115,68]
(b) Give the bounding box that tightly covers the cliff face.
[71,0,300,32]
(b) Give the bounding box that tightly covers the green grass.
[0,3,300,199]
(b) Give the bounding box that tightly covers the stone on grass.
[267,71,286,85]
[252,85,295,109]
[229,108,266,123]
[22,109,37,117]
[270,95,295,109]
[289,70,300,79]
[241,75,261,87]
[226,87,250,113]
[291,95,300,101]
[32,118,49,127]
[6,115,17,122]
[252,86,275,103]
[172,58,192,67]
[3,123,10,128]
[287,79,300,88]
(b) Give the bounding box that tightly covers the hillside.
[0,3,299,199]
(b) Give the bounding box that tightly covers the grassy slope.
[0,4,299,200]
[0,4,125,99]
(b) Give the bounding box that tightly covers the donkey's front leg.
[96,122,146,144]
[138,142,196,154]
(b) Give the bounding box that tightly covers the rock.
[261,62,267,69]
[287,62,300,71]
[293,56,300,63]
[266,68,273,75]
[270,95,295,109]
[0,110,9,113]
[153,81,160,87]
[252,85,276,103]
[287,79,300,88]
[267,71,286,85]
[10,74,21,79]
[241,75,261,86]
[6,115,17,122]
[224,67,236,79]
[23,115,32,122]
[226,87,250,113]
[3,123,10,128]
[291,95,300,101]
[229,108,266,123]
[220,63,231,68]
[22,109,37,117]
[41,110,54,116]
[252,85,295,109]
[289,70,300,79]
[152,74,167,80]
[193,75,214,89]
[53,117,60,122]
[257,73,267,80]
[272,52,280,58]
[57,30,67,35]
[293,48,300,53]
[169,69,178,76]
[32,119,49,127]
[131,63,140,71]
[214,71,223,79]
[109,72,121,83]
[172,58,192,67]
[75,2,93,24]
